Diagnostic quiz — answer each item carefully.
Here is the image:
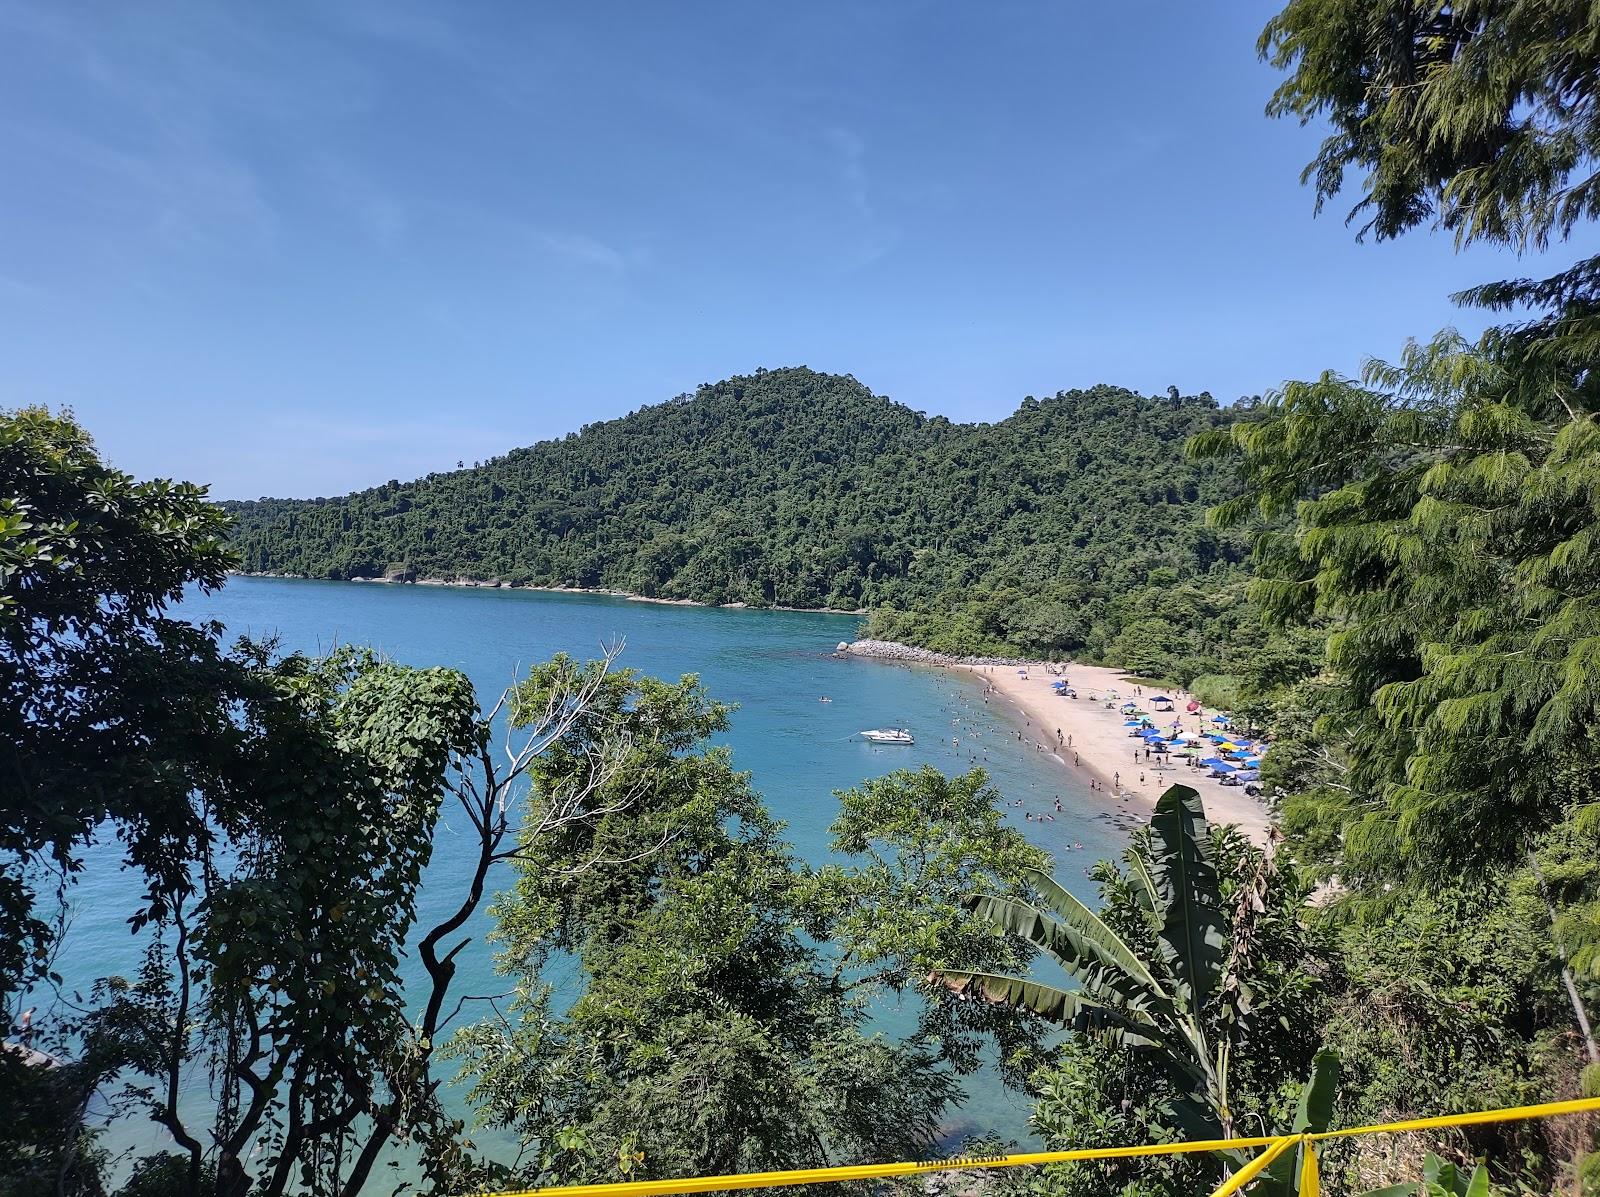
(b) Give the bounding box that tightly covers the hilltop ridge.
[225,366,1248,656]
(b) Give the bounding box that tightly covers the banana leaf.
[931,969,1212,1099]
[963,891,1172,1017]
[1025,868,1172,1003]
[931,969,1160,1046]
[1259,1050,1340,1196]
[1148,785,1225,1015]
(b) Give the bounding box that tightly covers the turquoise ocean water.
[44,576,1127,1170]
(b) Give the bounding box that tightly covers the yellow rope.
[466,1094,1600,1197]
[1204,1134,1298,1197]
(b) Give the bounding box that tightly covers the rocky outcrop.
[836,639,1038,668]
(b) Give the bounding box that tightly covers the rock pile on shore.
[836,639,1038,668]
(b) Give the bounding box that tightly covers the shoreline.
[839,640,1273,843]
[228,572,860,616]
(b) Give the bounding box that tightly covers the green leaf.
[1263,1050,1340,1196]
[1148,785,1225,1015]
[964,889,1171,1014]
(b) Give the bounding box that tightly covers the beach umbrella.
[1122,719,1143,727]
[1198,757,1227,768]
[1242,757,1262,767]
[1186,700,1200,713]
[1210,763,1237,774]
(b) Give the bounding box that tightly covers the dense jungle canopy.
[223,369,1252,660]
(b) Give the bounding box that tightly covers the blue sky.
[1,2,1590,499]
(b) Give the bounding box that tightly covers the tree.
[1,406,233,999]
[447,755,1053,1191]
[1188,335,1600,1067]
[1261,0,1600,252]
[934,786,1329,1196]
[2,407,662,1196]
[1261,0,1600,392]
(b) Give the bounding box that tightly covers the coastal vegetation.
[7,3,1600,1197]
[224,373,1252,667]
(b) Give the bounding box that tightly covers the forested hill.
[225,367,1248,654]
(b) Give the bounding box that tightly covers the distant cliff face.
[222,366,1244,619]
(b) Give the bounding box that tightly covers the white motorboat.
[860,727,915,745]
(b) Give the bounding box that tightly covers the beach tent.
[1150,695,1175,711]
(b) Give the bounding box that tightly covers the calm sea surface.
[48,576,1126,1167]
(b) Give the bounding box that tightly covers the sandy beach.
[843,642,1273,843]
[961,660,1273,843]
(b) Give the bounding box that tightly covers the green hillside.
[225,367,1248,657]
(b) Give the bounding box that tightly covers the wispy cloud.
[533,230,638,275]
[822,126,900,271]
